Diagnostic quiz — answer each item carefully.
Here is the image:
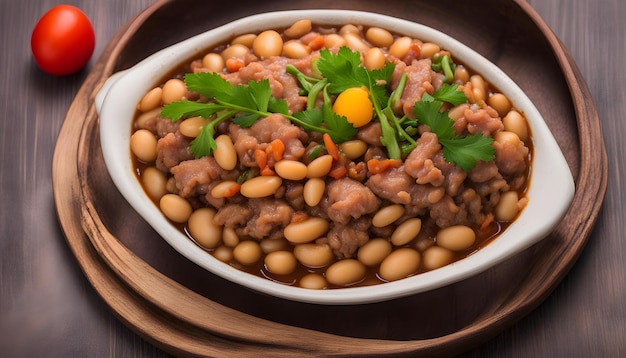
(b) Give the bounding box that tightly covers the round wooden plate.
[53,0,607,356]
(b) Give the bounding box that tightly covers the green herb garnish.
[315,47,406,159]
[161,46,494,171]
[161,72,356,157]
[413,84,495,171]
[431,54,456,83]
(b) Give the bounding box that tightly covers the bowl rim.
[97,9,575,305]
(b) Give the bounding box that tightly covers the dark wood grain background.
[1,0,623,356]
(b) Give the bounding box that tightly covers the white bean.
[283,41,311,59]
[284,19,312,38]
[187,208,222,249]
[436,225,476,251]
[389,36,412,59]
[325,259,366,286]
[303,178,325,207]
[274,160,308,180]
[233,240,262,265]
[240,176,282,198]
[142,166,167,201]
[284,217,329,244]
[307,154,333,178]
[390,218,422,246]
[422,246,454,271]
[372,204,405,228]
[231,33,256,47]
[161,78,187,104]
[339,140,367,160]
[503,110,529,142]
[222,227,240,247]
[357,238,392,266]
[293,243,334,268]
[130,129,157,162]
[159,194,192,223]
[137,87,162,112]
[495,191,520,221]
[213,134,237,170]
[299,273,327,289]
[253,30,283,59]
[179,116,208,138]
[264,251,297,275]
[379,248,421,282]
[202,53,225,72]
[365,27,394,47]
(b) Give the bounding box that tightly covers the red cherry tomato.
[31,5,95,76]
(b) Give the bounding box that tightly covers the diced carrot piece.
[223,183,241,198]
[254,149,267,169]
[226,57,245,72]
[307,35,325,51]
[323,133,340,161]
[480,213,495,232]
[260,166,275,176]
[367,158,402,174]
[328,165,347,179]
[269,138,285,162]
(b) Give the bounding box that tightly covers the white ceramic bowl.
[96,10,575,305]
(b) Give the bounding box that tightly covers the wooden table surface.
[1,0,623,356]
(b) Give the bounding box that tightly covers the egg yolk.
[332,87,373,128]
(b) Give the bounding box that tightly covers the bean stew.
[130,19,532,289]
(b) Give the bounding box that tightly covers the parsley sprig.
[413,85,495,171]
[160,45,494,171]
[311,47,494,171]
[161,72,356,157]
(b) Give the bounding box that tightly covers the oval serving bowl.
[95,9,575,305]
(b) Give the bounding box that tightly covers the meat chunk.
[404,132,444,186]
[494,135,529,176]
[318,218,370,259]
[230,114,306,167]
[170,156,222,198]
[389,58,436,118]
[213,199,293,240]
[214,204,253,228]
[244,199,294,240]
[223,56,308,113]
[367,166,415,204]
[156,132,194,171]
[323,178,380,225]
[463,105,504,137]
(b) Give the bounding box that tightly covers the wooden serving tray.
[53,0,607,356]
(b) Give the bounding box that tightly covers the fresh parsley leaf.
[413,87,494,171]
[324,112,358,142]
[312,47,398,156]
[440,135,495,172]
[431,83,468,106]
[160,101,222,121]
[184,72,232,99]
[413,99,456,139]
[317,47,367,93]
[285,64,320,93]
[431,54,456,83]
[293,108,324,128]
[316,47,392,106]
[321,83,358,142]
[267,96,289,115]
[187,109,238,157]
[232,113,261,128]
[189,122,217,157]
[247,79,271,112]
[161,72,356,158]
